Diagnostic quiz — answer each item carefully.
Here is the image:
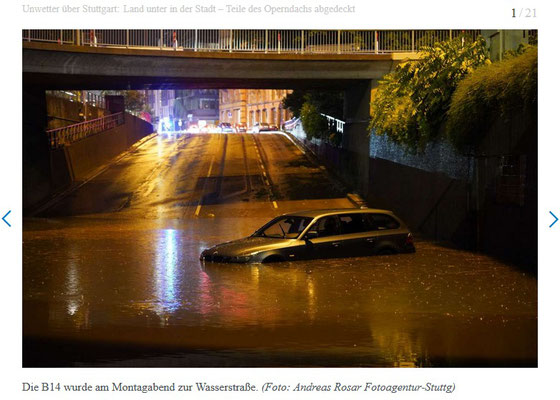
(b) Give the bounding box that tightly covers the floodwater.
[23,133,537,367]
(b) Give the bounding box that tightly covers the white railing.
[46,112,124,148]
[321,113,345,133]
[23,29,75,44]
[23,29,483,54]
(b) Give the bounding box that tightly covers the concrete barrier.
[62,113,152,181]
[26,113,154,215]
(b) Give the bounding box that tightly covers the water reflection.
[368,317,423,366]
[24,218,537,366]
[152,229,182,319]
[65,256,80,316]
[306,274,317,321]
[60,241,89,329]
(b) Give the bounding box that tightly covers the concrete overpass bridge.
[24,29,483,89]
[23,41,412,90]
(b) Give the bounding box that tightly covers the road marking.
[206,159,214,178]
[194,135,219,217]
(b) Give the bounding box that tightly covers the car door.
[302,215,343,259]
[362,213,402,254]
[336,213,375,257]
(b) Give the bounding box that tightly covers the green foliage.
[284,89,343,146]
[369,36,490,152]
[101,90,147,114]
[300,102,329,141]
[446,45,537,152]
[123,91,147,114]
[282,90,307,118]
[283,90,343,119]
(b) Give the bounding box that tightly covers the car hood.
[204,236,293,256]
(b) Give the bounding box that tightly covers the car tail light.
[405,233,414,245]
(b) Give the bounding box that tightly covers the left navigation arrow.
[2,210,11,227]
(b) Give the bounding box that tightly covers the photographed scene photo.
[22,29,537,367]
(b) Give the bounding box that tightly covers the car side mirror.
[305,230,319,240]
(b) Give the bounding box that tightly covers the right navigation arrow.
[550,211,558,228]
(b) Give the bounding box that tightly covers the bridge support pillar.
[343,80,373,197]
[23,88,52,212]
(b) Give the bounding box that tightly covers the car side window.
[339,214,372,234]
[309,216,340,238]
[369,214,400,230]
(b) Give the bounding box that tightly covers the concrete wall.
[63,113,152,181]
[23,103,153,213]
[367,134,474,245]
[367,157,473,244]
[23,89,51,212]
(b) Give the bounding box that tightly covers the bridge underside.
[23,43,407,90]
[23,72,366,90]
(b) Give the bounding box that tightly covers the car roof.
[282,208,396,219]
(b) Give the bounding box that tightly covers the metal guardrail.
[321,113,345,133]
[46,112,124,148]
[23,29,484,54]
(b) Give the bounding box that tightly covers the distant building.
[219,89,248,126]
[174,89,219,128]
[146,90,175,128]
[146,89,219,130]
[219,89,292,128]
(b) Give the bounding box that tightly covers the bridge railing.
[23,29,483,54]
[321,114,345,133]
[23,29,75,44]
[46,112,124,149]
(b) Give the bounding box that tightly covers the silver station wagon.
[200,208,415,263]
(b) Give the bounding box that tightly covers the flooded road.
[23,133,537,367]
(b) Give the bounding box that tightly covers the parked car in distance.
[269,125,279,131]
[235,123,247,133]
[251,122,271,133]
[217,122,235,133]
[200,208,415,263]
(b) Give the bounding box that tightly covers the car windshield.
[253,216,312,239]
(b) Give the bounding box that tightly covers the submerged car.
[200,208,415,263]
